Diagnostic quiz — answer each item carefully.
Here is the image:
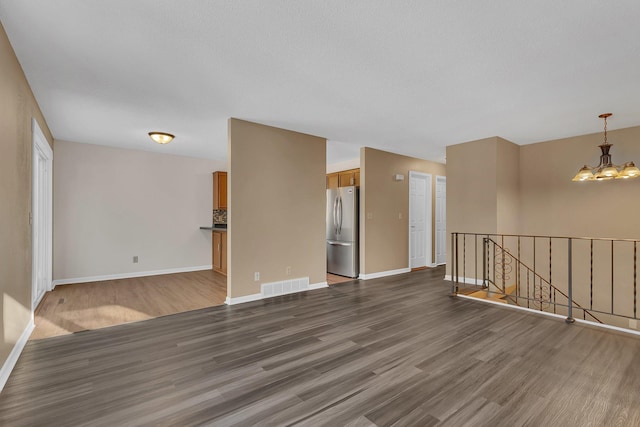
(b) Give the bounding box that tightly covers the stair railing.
[450,232,639,328]
[483,237,601,323]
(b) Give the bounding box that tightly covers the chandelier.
[572,113,640,181]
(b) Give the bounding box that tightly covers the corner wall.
[228,119,326,299]
[360,147,446,275]
[446,136,520,277]
[0,21,53,377]
[53,141,225,281]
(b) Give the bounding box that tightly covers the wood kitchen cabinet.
[212,230,227,275]
[213,171,227,209]
[326,173,339,189]
[327,168,360,189]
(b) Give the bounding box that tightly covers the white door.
[409,171,432,269]
[32,119,53,310]
[435,176,447,265]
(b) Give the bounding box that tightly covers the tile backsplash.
[213,209,227,225]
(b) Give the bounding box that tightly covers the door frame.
[435,175,447,265]
[32,118,53,310]
[408,171,432,269]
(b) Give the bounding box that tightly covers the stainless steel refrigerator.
[326,186,359,278]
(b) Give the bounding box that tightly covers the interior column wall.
[227,119,326,299]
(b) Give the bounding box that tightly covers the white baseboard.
[0,320,34,392]
[309,281,328,290]
[52,265,213,287]
[225,293,262,305]
[225,280,329,306]
[359,267,411,280]
[444,275,483,285]
[457,294,640,338]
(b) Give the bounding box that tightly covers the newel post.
[566,238,575,324]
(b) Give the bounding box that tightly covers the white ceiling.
[1,1,640,164]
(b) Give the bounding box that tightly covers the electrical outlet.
[286,266,292,275]
[133,256,139,263]
[254,272,260,281]
[367,212,373,220]
[398,212,403,219]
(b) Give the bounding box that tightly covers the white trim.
[225,293,262,305]
[443,275,483,285]
[32,118,53,310]
[225,281,329,306]
[52,265,213,287]
[309,281,329,290]
[0,320,35,392]
[359,267,411,280]
[457,294,640,338]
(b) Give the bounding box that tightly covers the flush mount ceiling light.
[148,132,175,144]
[572,113,640,181]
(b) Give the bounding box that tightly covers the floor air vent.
[261,277,310,298]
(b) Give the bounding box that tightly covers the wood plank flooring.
[3,266,640,426]
[31,269,227,340]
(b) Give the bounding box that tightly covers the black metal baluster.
[611,240,614,315]
[549,238,552,314]
[590,239,593,310]
[635,241,637,320]
[463,234,466,284]
[528,242,531,309]
[475,234,478,286]
[501,235,506,293]
[517,236,521,305]
[493,238,496,289]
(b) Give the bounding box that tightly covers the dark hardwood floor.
[2,266,640,426]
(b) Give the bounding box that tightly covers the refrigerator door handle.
[338,196,343,234]
[328,241,351,246]
[333,196,339,234]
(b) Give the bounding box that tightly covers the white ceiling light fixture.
[572,113,640,181]
[148,132,175,145]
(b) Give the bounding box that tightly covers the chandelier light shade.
[148,131,175,144]
[572,113,640,181]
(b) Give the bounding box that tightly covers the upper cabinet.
[326,173,339,189]
[327,168,360,189]
[213,171,227,209]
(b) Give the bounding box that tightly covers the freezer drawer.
[327,240,358,278]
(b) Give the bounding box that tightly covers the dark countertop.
[199,225,227,231]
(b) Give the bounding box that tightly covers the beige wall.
[448,126,640,245]
[0,22,53,368]
[446,137,499,236]
[53,141,224,280]
[228,119,326,298]
[361,147,446,274]
[520,125,640,239]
